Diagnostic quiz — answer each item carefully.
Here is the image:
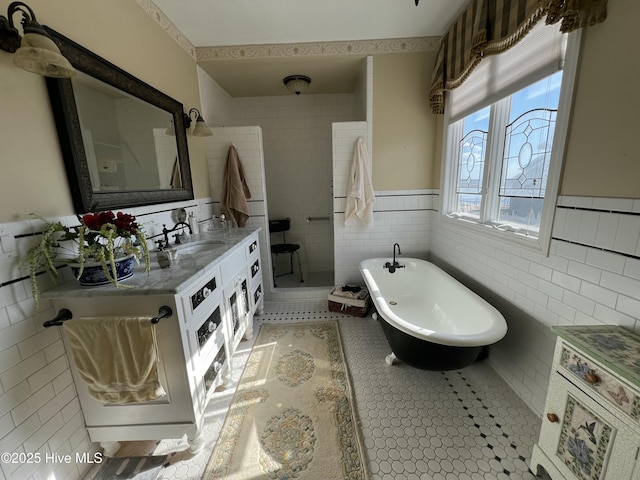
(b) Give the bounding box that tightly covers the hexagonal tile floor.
[84,299,544,480]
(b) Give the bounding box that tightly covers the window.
[441,23,581,253]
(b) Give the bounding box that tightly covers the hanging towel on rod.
[345,137,375,226]
[221,144,252,227]
[63,317,166,404]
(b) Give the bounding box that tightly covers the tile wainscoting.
[333,189,437,285]
[430,194,640,417]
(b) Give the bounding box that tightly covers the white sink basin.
[169,239,226,255]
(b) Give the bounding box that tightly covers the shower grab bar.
[43,306,173,327]
[305,216,330,223]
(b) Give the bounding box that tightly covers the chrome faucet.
[162,222,192,245]
[384,243,405,273]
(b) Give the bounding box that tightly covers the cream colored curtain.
[429,0,608,114]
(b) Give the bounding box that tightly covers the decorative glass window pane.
[454,107,489,218]
[500,109,556,199]
[497,108,556,230]
[496,72,562,232]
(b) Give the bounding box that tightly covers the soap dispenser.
[156,240,172,268]
[188,211,199,234]
[220,213,229,231]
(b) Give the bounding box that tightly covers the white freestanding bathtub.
[359,258,508,370]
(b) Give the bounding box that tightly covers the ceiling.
[150,0,467,97]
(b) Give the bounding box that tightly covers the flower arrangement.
[25,210,150,307]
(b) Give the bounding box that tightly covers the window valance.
[429,0,607,114]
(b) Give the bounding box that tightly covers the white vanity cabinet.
[43,228,263,456]
[221,241,252,354]
[530,326,640,480]
[247,235,263,317]
[181,266,229,413]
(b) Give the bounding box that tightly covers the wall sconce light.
[283,75,311,95]
[185,108,213,137]
[0,2,76,78]
[165,108,213,137]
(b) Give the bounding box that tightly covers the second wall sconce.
[166,108,213,137]
[0,1,76,78]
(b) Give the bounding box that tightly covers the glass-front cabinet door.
[224,270,250,354]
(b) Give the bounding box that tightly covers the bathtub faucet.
[384,243,405,273]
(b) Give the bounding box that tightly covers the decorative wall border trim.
[134,0,197,60]
[136,1,439,62]
[196,37,440,61]
[552,237,640,262]
[557,205,640,217]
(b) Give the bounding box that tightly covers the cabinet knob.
[546,413,559,423]
[584,372,600,384]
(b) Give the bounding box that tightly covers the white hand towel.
[345,137,375,226]
[63,317,166,404]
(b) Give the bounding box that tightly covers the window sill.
[439,213,551,255]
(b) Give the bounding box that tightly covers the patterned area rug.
[203,321,368,480]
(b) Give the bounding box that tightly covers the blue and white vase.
[68,253,136,286]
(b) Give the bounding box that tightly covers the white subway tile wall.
[431,194,640,416]
[232,93,362,277]
[206,126,271,288]
[331,112,434,285]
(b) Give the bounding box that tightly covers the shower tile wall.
[430,194,640,416]
[232,94,361,277]
[206,126,271,284]
[331,121,436,285]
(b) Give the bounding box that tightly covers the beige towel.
[63,317,166,404]
[345,137,375,226]
[221,144,252,227]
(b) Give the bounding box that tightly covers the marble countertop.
[42,227,260,298]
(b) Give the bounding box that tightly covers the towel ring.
[43,306,173,327]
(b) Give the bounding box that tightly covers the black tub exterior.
[379,317,485,371]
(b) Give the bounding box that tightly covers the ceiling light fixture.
[283,75,311,95]
[0,2,76,78]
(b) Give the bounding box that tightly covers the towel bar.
[43,308,73,327]
[305,216,330,223]
[43,306,173,327]
[151,306,173,324]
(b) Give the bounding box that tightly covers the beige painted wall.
[560,0,640,198]
[372,52,439,190]
[0,0,207,223]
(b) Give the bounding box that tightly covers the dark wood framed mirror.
[43,27,194,213]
